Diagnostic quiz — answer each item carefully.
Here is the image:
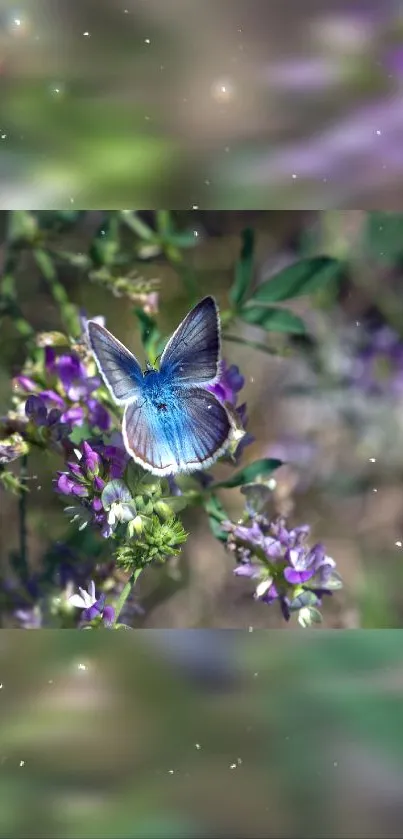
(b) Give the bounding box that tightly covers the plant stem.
[34,248,79,336]
[112,567,143,625]
[18,454,29,579]
[222,332,282,356]
[0,243,35,342]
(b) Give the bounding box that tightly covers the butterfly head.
[144,360,157,376]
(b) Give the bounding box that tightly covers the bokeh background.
[2,631,403,838]
[1,209,403,629]
[1,0,403,207]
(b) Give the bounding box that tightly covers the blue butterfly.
[87,296,235,476]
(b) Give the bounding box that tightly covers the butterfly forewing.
[123,387,233,476]
[87,321,143,404]
[159,296,220,386]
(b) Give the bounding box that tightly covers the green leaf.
[168,231,199,248]
[204,494,229,541]
[120,211,157,242]
[251,256,343,303]
[159,495,190,513]
[133,308,160,358]
[89,215,120,268]
[365,212,403,263]
[240,306,307,335]
[210,458,283,490]
[68,421,93,446]
[156,210,173,236]
[230,227,255,308]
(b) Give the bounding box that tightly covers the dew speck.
[248,626,253,632]
[333,761,338,767]
[144,38,151,44]
[253,671,259,678]
[19,760,25,767]
[77,663,87,671]
[168,769,174,774]
[195,743,201,750]
[83,31,90,37]
[395,541,402,548]
[369,457,376,462]
[292,173,297,179]
[373,488,378,493]
[192,204,199,210]
[0,684,3,689]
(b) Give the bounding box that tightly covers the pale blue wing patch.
[159,296,221,387]
[87,321,144,405]
[122,387,233,476]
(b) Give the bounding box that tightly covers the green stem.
[18,454,29,579]
[112,567,143,625]
[33,248,79,336]
[222,332,282,356]
[0,241,35,342]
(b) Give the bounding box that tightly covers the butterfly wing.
[87,321,143,404]
[159,296,220,386]
[122,386,233,475]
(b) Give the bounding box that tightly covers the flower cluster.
[224,508,342,627]
[207,361,254,460]
[56,438,130,537]
[69,580,115,627]
[13,341,111,436]
[348,325,403,398]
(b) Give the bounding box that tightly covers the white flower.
[68,581,97,610]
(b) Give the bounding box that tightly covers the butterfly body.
[88,296,234,476]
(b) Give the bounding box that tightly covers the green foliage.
[365,211,403,263]
[209,458,282,490]
[240,305,307,334]
[116,516,188,571]
[204,493,230,542]
[251,256,343,303]
[230,227,255,307]
[133,308,161,362]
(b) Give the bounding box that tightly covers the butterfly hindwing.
[159,296,220,386]
[123,387,233,476]
[87,321,143,404]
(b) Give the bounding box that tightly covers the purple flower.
[15,376,38,392]
[349,325,403,397]
[101,479,137,528]
[25,395,48,425]
[14,606,43,628]
[56,473,89,497]
[68,580,115,627]
[226,514,341,626]
[206,360,254,461]
[207,361,245,406]
[87,398,110,431]
[15,337,112,434]
[82,441,101,475]
[56,436,131,537]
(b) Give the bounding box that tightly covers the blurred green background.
[1,209,403,628]
[0,0,403,207]
[1,631,403,838]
